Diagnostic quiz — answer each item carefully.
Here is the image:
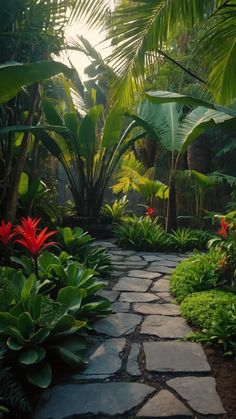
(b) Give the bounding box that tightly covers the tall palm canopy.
[103,0,236,105]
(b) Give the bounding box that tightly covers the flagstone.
[167,377,226,415]
[119,292,160,303]
[137,390,193,417]
[128,269,162,279]
[35,383,154,418]
[133,303,180,316]
[144,341,211,372]
[94,313,142,337]
[141,315,191,338]
[113,276,152,292]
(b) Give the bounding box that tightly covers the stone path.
[35,242,226,419]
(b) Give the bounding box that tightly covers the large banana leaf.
[101,107,125,147]
[137,98,236,154]
[0,61,74,104]
[78,105,102,157]
[146,90,236,117]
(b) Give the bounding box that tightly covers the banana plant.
[135,92,236,230]
[40,102,146,217]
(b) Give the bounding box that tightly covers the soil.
[204,345,236,418]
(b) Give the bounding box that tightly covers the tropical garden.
[0,0,236,417]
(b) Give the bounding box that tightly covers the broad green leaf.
[57,287,83,314]
[0,61,74,104]
[7,338,23,351]
[38,252,61,272]
[18,312,34,339]
[19,349,38,365]
[18,172,28,196]
[26,362,52,388]
[21,274,36,299]
[0,313,18,331]
[101,107,124,147]
[146,90,236,117]
[64,112,80,135]
[78,105,102,157]
[43,101,64,126]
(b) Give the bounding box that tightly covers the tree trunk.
[166,174,177,232]
[187,134,211,173]
[6,84,39,220]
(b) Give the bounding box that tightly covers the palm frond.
[70,0,110,28]
[199,1,236,105]
[107,0,219,105]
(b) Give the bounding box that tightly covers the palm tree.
[135,95,236,230]
[106,0,235,105]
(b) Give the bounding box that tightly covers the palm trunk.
[6,84,39,220]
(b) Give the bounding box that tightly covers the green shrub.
[170,251,219,302]
[180,290,236,328]
[57,226,112,275]
[115,216,169,251]
[168,228,197,251]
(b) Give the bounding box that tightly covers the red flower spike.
[146,207,155,217]
[0,220,15,246]
[217,218,228,239]
[14,217,57,258]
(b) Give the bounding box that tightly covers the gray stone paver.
[141,315,191,338]
[126,343,141,376]
[133,302,180,316]
[119,292,160,303]
[94,313,142,337]
[74,338,126,379]
[34,245,226,418]
[137,390,193,417]
[151,278,170,292]
[167,377,226,415]
[113,276,152,292]
[35,383,154,418]
[147,264,175,274]
[112,301,130,313]
[144,341,211,372]
[128,269,162,279]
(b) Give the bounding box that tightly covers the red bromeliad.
[14,217,57,259]
[0,220,15,247]
[218,218,228,239]
[146,207,155,217]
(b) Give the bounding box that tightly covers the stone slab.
[125,255,143,262]
[141,315,191,338]
[137,390,193,417]
[94,313,142,337]
[128,270,162,279]
[34,382,154,418]
[119,292,160,303]
[97,290,119,302]
[157,291,174,302]
[74,338,126,379]
[111,255,125,262]
[167,377,226,415]
[144,341,211,372]
[142,255,164,262]
[110,250,135,256]
[153,260,179,267]
[126,343,141,376]
[113,276,152,292]
[151,279,170,292]
[147,265,175,274]
[133,303,180,316]
[112,301,130,313]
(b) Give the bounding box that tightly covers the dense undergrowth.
[0,219,112,418]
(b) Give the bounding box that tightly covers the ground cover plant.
[114,215,212,252]
[0,217,111,417]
